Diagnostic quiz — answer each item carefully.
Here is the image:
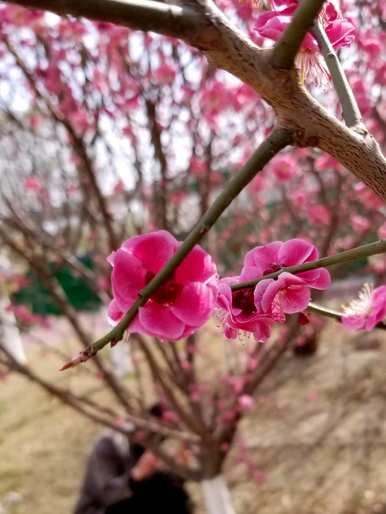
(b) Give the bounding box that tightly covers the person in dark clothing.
[105,472,192,514]
[73,428,134,514]
[73,405,192,514]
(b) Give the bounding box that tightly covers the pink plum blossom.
[217,239,331,341]
[24,177,43,192]
[309,204,331,225]
[108,230,218,340]
[238,395,255,412]
[216,277,275,342]
[254,2,355,82]
[351,214,370,233]
[342,284,386,331]
[269,154,297,182]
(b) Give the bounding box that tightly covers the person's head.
[130,403,166,445]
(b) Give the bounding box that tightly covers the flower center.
[343,283,373,317]
[145,271,183,305]
[263,263,280,275]
[232,288,256,314]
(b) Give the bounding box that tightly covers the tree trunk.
[201,475,236,514]
[0,297,26,365]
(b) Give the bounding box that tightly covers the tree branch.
[61,128,292,365]
[308,302,386,330]
[5,0,205,44]
[271,0,326,69]
[313,21,362,128]
[6,0,386,199]
[232,239,386,291]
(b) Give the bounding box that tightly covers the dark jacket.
[105,472,192,514]
[74,430,191,514]
[74,431,137,514]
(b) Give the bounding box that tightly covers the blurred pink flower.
[238,394,255,412]
[24,177,43,192]
[108,230,218,340]
[342,284,386,331]
[269,154,297,182]
[309,204,331,225]
[378,222,386,240]
[351,214,370,233]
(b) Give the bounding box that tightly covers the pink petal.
[224,325,238,340]
[217,279,243,315]
[123,230,178,273]
[253,320,272,342]
[254,280,274,313]
[107,299,123,324]
[260,273,310,315]
[243,242,282,273]
[280,285,310,314]
[111,249,145,310]
[342,315,366,331]
[297,268,331,289]
[139,302,185,340]
[175,245,217,283]
[107,300,144,333]
[239,265,264,282]
[278,239,318,267]
[171,282,215,327]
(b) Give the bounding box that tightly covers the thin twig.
[232,239,386,291]
[308,302,386,330]
[313,21,362,128]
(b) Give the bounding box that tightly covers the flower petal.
[278,239,318,267]
[280,284,310,314]
[107,299,144,333]
[175,245,217,283]
[124,230,178,273]
[243,241,281,274]
[171,282,215,327]
[107,299,123,324]
[297,268,331,289]
[111,249,145,310]
[139,302,185,340]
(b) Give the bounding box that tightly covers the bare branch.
[313,21,362,128]
[308,302,386,330]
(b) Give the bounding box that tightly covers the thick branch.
[5,0,205,44]
[271,0,326,69]
[6,0,386,198]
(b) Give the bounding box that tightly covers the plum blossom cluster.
[108,231,386,342]
[216,239,331,341]
[251,0,356,83]
[108,232,332,342]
